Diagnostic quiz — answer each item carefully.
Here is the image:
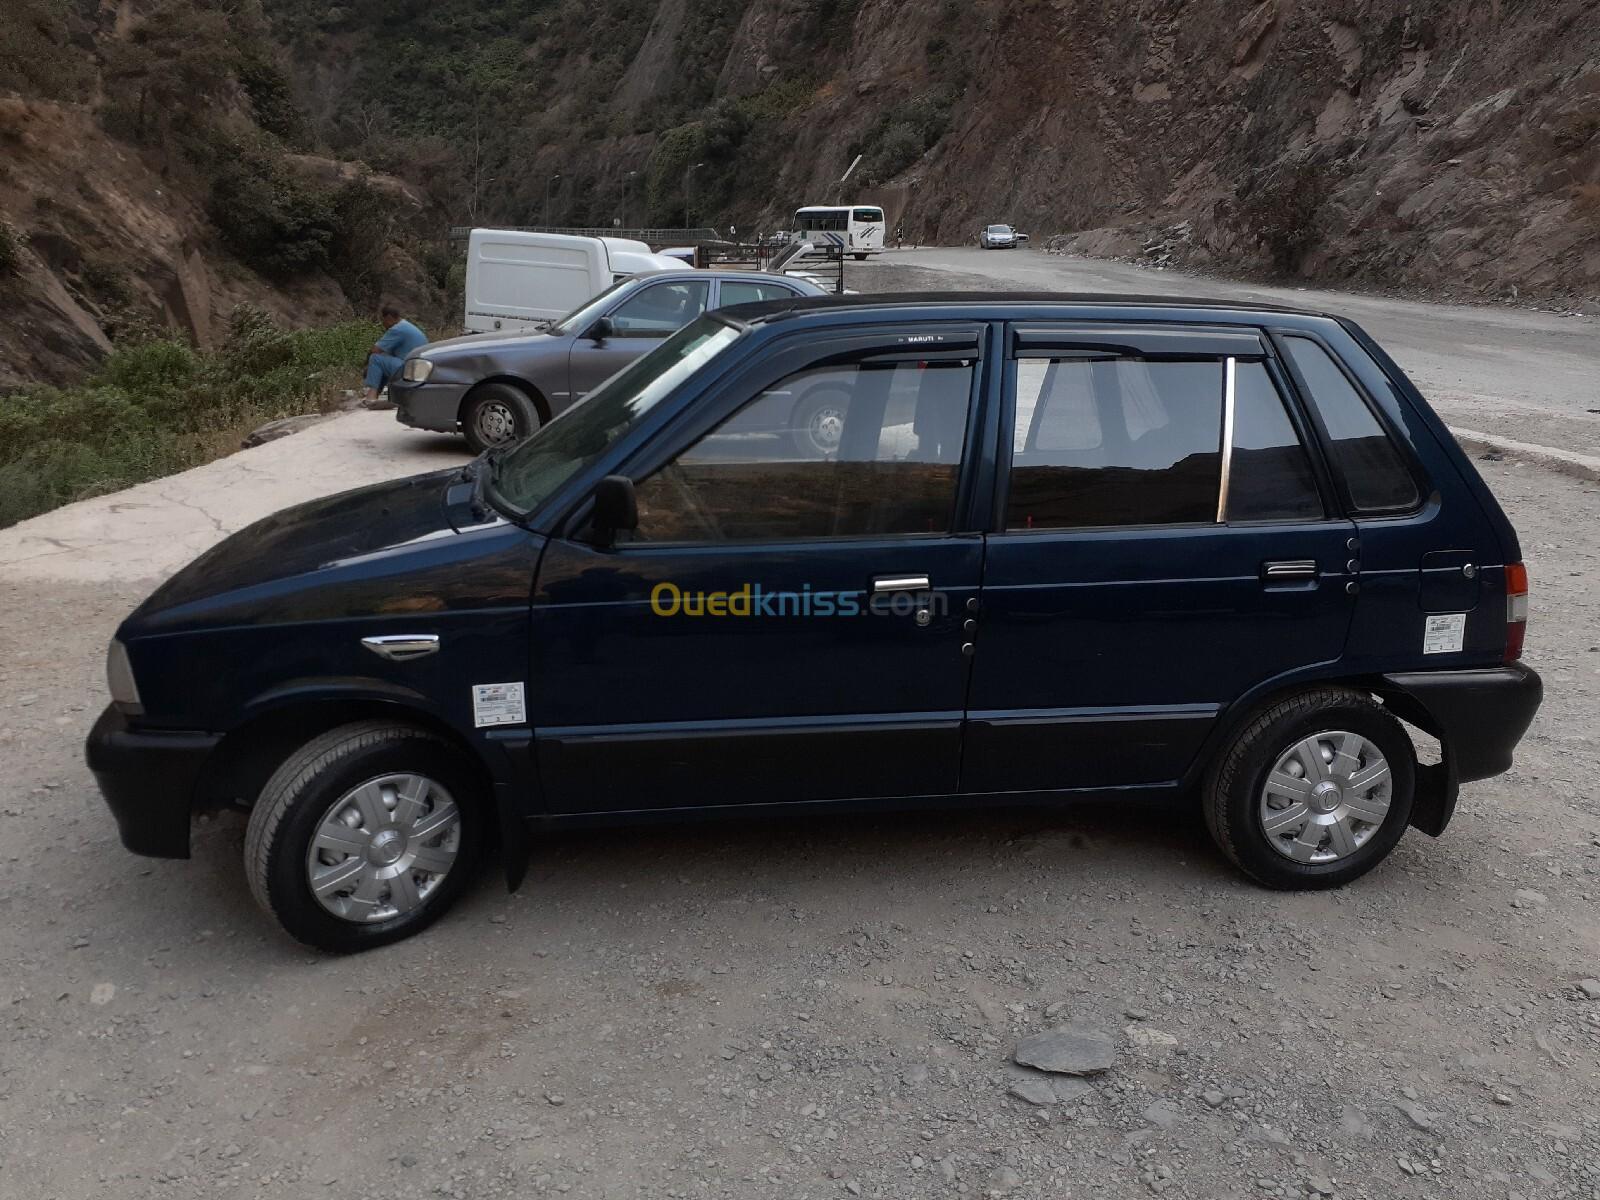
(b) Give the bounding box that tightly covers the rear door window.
[718,280,799,307]
[1280,337,1420,512]
[1007,358,1223,528]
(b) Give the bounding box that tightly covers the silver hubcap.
[1259,730,1392,864]
[475,401,517,445]
[808,406,844,454]
[306,774,461,923]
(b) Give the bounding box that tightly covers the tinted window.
[492,318,741,514]
[853,208,884,223]
[1281,337,1419,511]
[1008,359,1222,529]
[608,280,709,336]
[719,281,797,307]
[632,359,974,543]
[1226,361,1324,521]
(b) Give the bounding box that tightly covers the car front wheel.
[461,383,539,454]
[244,721,483,952]
[1203,689,1415,889]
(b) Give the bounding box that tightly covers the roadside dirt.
[2,263,1598,1200]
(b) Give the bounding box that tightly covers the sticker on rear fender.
[1422,613,1467,654]
[472,682,526,727]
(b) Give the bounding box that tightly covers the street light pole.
[543,173,562,228]
[684,162,705,228]
[621,170,637,230]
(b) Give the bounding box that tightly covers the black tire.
[461,382,539,454]
[853,252,868,261]
[244,721,484,952]
[788,385,850,458]
[1203,688,1415,890]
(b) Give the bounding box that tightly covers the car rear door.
[963,322,1359,793]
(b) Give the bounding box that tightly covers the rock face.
[410,0,1600,306]
[1012,1025,1117,1076]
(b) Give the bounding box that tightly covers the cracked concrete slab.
[0,412,467,584]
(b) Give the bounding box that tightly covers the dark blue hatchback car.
[87,295,1542,951]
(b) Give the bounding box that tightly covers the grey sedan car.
[978,224,1027,249]
[391,270,825,452]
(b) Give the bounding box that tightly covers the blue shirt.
[376,319,428,358]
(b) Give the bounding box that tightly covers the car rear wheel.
[1203,689,1415,889]
[462,383,539,454]
[244,721,483,952]
[788,386,849,458]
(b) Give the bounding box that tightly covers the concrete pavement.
[0,412,468,583]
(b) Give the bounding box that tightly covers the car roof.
[626,268,818,285]
[716,290,1342,325]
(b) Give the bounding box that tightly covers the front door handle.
[362,634,440,661]
[1262,559,1318,583]
[872,574,931,594]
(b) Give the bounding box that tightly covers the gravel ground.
[2,269,1599,1200]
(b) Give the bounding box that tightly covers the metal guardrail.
[448,225,722,246]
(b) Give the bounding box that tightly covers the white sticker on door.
[1422,613,1467,655]
[472,682,526,727]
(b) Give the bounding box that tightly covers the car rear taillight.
[1504,561,1528,662]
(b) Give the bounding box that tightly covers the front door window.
[607,280,710,336]
[631,358,975,543]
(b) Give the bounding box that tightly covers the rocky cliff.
[4,0,1598,389]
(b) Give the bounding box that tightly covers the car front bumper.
[85,705,221,858]
[390,379,469,433]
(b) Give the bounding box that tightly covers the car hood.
[420,329,560,358]
[126,469,502,631]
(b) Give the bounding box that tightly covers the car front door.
[530,324,989,814]
[567,278,711,400]
[963,322,1359,793]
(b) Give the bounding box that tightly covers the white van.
[464,230,686,334]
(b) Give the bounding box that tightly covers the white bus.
[792,205,886,260]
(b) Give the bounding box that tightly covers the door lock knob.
[963,618,978,636]
[960,642,976,658]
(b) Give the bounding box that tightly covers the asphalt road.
[2,255,1599,1200]
[861,248,1600,458]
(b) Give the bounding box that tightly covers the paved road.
[3,260,1599,1200]
[863,248,1600,457]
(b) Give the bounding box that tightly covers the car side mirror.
[589,316,614,343]
[589,474,637,546]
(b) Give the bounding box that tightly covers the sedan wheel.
[461,383,539,454]
[1257,731,1391,864]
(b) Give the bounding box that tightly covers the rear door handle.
[872,574,931,594]
[1262,559,1318,582]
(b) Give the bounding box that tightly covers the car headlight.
[107,638,143,714]
[402,357,435,383]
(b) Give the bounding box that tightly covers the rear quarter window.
[1281,337,1420,512]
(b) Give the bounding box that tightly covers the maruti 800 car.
[88,294,1542,952]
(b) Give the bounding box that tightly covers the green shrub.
[208,149,337,279]
[0,312,379,529]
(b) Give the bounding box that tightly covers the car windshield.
[489,316,743,516]
[547,277,639,336]
[987,225,1012,234]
